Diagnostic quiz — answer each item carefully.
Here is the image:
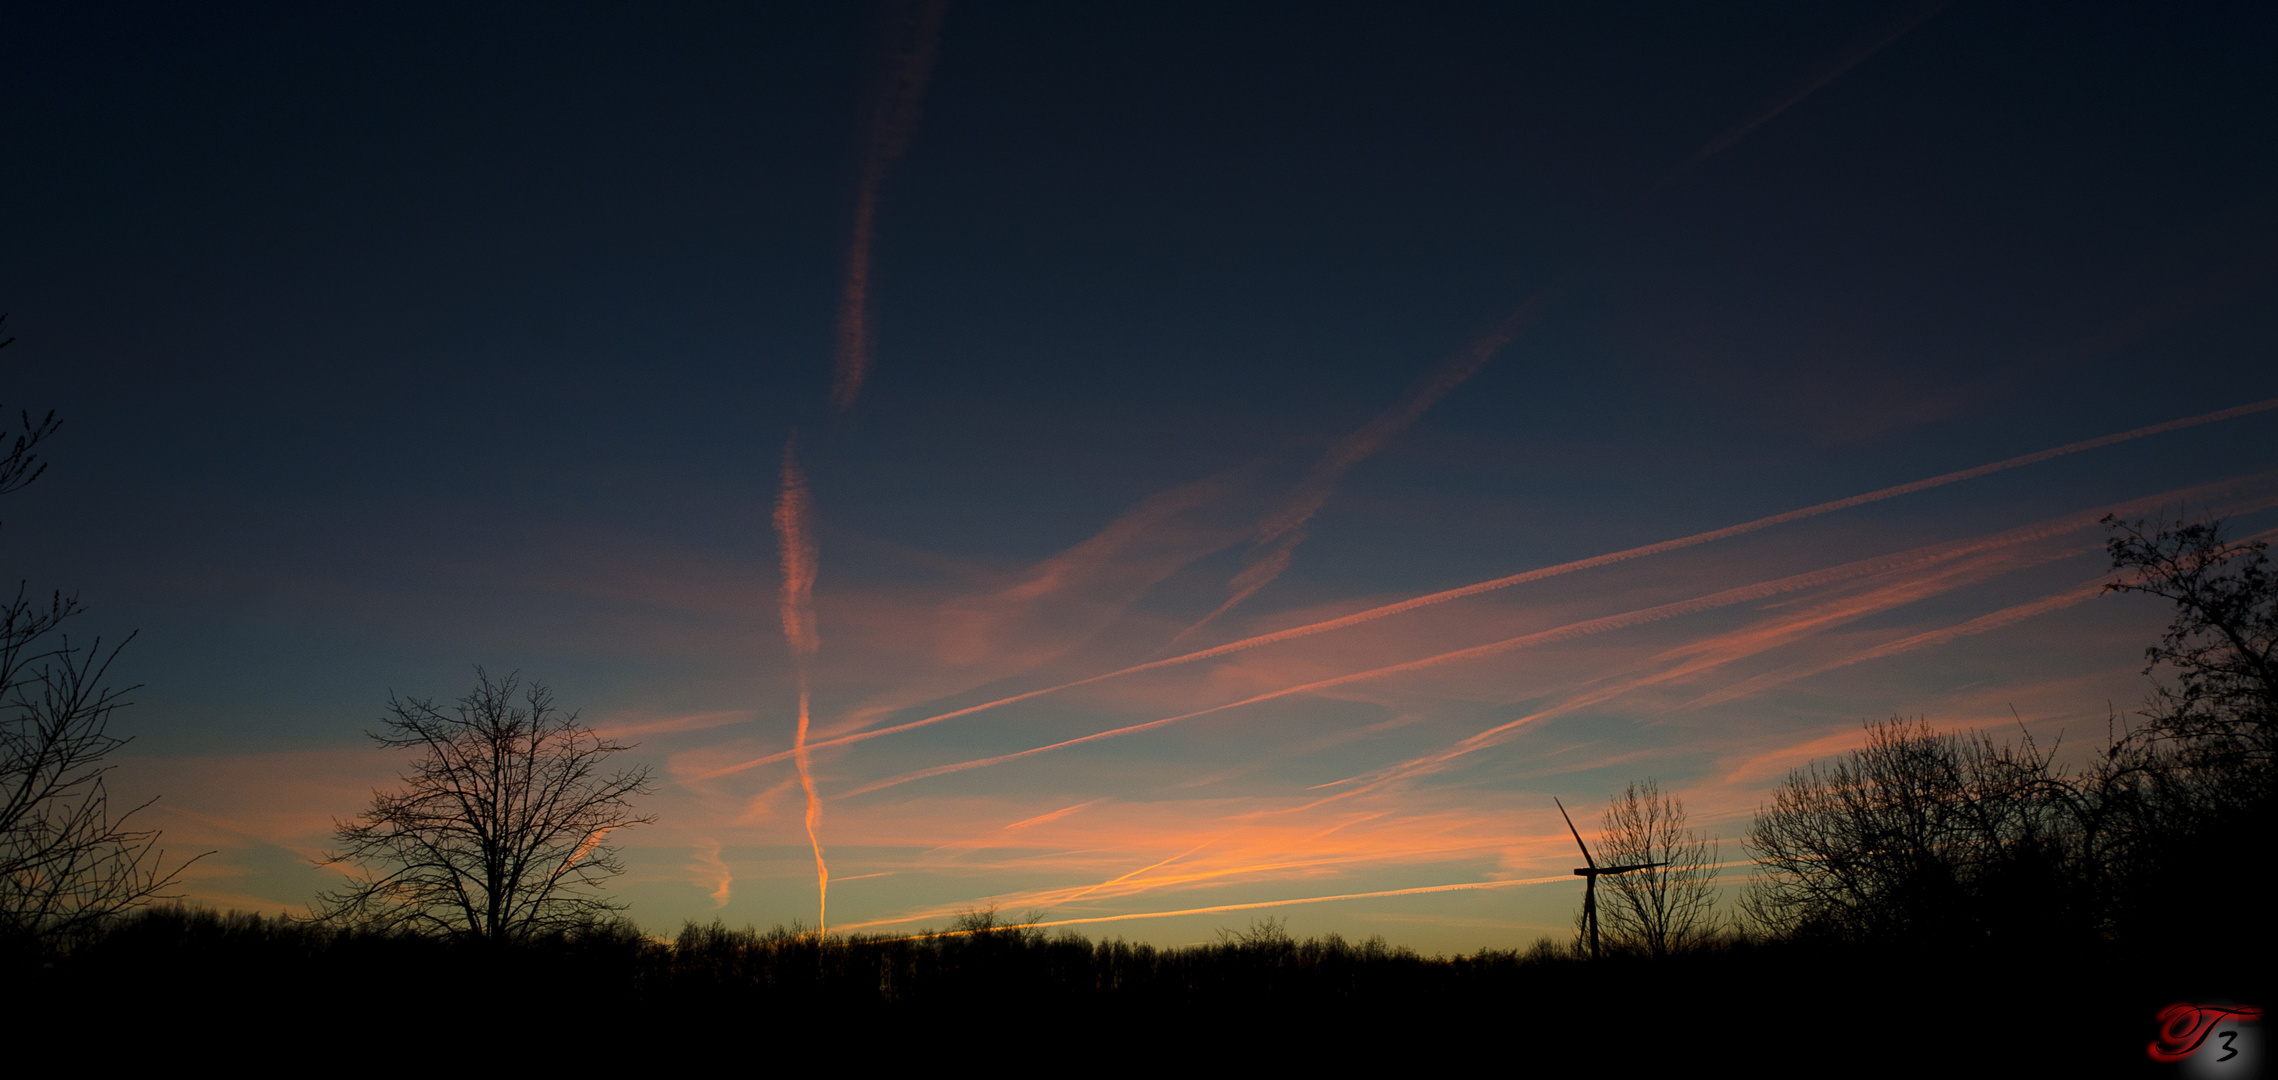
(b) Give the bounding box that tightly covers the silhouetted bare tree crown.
[316,670,655,942]
[2,319,202,948]
[1742,716,2087,942]
[2103,513,2276,769]
[1594,781,1718,958]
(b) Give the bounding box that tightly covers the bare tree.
[315,670,656,942]
[1743,717,2087,941]
[1,604,201,944]
[2102,514,2276,771]
[2,322,202,946]
[0,316,62,504]
[1593,781,1718,957]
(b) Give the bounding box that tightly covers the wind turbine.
[1555,797,1663,960]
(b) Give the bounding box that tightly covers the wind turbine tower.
[1555,797,1663,960]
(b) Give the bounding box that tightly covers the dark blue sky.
[5,1,2275,943]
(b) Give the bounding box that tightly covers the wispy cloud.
[755,397,2278,773]
[835,874,1576,936]
[1305,482,2278,805]
[1648,0,1958,194]
[692,841,733,908]
[694,468,1251,779]
[1160,292,1566,651]
[1156,2,1974,649]
[831,0,950,411]
[836,492,2143,798]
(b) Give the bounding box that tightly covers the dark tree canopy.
[2096,514,2277,959]
[1742,717,2089,943]
[1740,516,2278,951]
[2103,514,2277,769]
[317,670,655,942]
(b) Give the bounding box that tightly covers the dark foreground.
[12,908,2264,1073]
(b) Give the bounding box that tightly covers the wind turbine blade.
[1553,797,1597,868]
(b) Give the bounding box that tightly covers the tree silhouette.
[2098,513,2276,957]
[2102,513,2276,772]
[1,320,202,948]
[0,601,200,945]
[1594,781,1718,958]
[1742,717,2086,942]
[315,670,655,942]
[0,317,61,503]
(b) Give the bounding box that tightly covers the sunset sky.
[4,2,2275,952]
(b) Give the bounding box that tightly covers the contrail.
[1159,292,1565,652]
[1166,4,1964,647]
[1686,578,2112,710]
[831,0,950,411]
[1648,0,1958,195]
[694,394,2278,783]
[999,799,1105,832]
[835,873,1575,936]
[849,469,2278,800]
[558,828,610,878]
[1303,482,2278,806]
[776,439,830,933]
[837,500,2117,797]
[1051,838,1220,906]
[697,1,2108,785]
[1686,523,2278,709]
[1021,841,1498,910]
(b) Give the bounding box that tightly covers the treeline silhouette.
[20,904,2214,1069]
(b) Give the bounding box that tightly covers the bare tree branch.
[1595,780,1718,958]
[1,598,205,946]
[314,669,655,942]
[1,326,204,946]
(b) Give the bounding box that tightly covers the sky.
[3,1,2275,953]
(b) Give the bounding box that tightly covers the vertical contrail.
[830,0,950,412]
[775,438,829,933]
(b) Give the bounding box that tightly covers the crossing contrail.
[694,394,2278,785]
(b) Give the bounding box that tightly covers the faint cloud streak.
[1649,0,1958,195]
[831,0,950,411]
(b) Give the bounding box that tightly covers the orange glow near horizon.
[836,873,1580,937]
